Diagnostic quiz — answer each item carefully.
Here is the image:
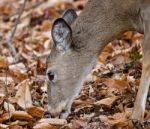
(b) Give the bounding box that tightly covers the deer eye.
[47,71,57,82]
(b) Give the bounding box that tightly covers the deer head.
[46,9,85,118]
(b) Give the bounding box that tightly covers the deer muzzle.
[48,100,69,118]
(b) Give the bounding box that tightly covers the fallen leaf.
[38,118,67,125]
[71,120,87,129]
[33,123,57,129]
[9,62,27,74]
[0,123,9,129]
[0,76,14,85]
[15,79,33,109]
[27,106,45,118]
[9,63,28,81]
[4,101,15,112]
[103,78,128,91]
[12,111,33,120]
[0,113,11,123]
[0,56,8,69]
[8,124,24,129]
[0,80,6,97]
[94,96,119,108]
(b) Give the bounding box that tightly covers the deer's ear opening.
[62,9,77,25]
[51,18,72,51]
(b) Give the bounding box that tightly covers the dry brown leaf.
[73,99,94,106]
[10,120,28,126]
[9,63,28,81]
[108,113,129,128]
[38,118,67,125]
[41,20,52,31]
[100,109,132,128]
[0,96,5,105]
[103,78,128,91]
[15,79,33,109]
[0,2,12,15]
[0,80,6,97]
[41,0,73,9]
[99,52,111,64]
[0,56,8,69]
[33,123,57,129]
[12,111,33,120]
[0,123,9,129]
[111,54,131,66]
[94,96,119,107]
[27,106,45,118]
[9,124,24,129]
[0,113,11,123]
[71,120,87,129]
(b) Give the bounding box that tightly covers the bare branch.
[6,0,28,62]
[3,0,46,21]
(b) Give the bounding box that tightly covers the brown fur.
[46,0,150,123]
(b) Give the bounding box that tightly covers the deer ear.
[51,18,72,51]
[62,9,77,25]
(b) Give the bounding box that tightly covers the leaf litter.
[0,0,149,129]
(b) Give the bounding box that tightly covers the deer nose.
[48,100,68,118]
[50,109,69,119]
[50,110,61,118]
[48,106,63,118]
[49,107,68,118]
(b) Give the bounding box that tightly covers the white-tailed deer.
[46,0,150,127]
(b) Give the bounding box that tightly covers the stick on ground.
[6,0,28,62]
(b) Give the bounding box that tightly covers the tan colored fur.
[47,0,150,123]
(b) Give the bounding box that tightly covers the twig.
[4,68,11,122]
[3,0,46,21]
[7,0,28,62]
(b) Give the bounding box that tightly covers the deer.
[46,0,150,127]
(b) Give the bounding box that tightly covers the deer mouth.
[48,99,69,118]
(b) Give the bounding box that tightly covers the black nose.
[50,114,56,118]
[45,111,59,118]
[45,111,52,118]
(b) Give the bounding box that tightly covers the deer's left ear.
[62,9,77,25]
[51,18,72,51]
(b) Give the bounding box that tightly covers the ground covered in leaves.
[0,0,149,129]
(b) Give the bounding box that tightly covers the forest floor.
[0,0,149,129]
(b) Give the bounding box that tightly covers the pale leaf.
[4,101,15,112]
[15,79,33,109]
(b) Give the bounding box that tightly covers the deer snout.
[48,100,69,118]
